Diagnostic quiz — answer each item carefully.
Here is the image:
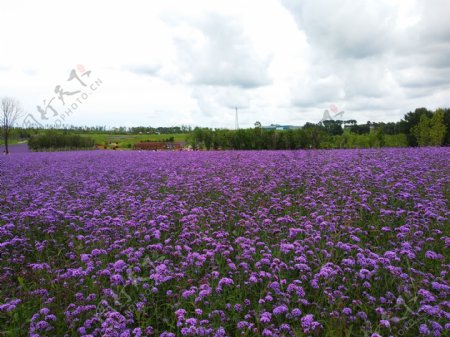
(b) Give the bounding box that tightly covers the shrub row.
[28,132,95,151]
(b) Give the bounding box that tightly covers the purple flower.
[35,321,49,330]
[380,319,390,328]
[260,312,272,323]
[262,328,273,336]
[3,146,449,337]
[301,314,321,333]
[113,259,127,271]
[218,277,234,287]
[342,307,352,316]
[175,309,186,320]
[419,324,430,335]
[273,304,288,315]
[418,289,436,303]
[160,333,175,337]
[214,327,226,337]
[425,251,440,260]
[291,308,302,317]
[0,299,21,313]
[110,274,124,285]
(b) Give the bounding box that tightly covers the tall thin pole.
[235,107,239,130]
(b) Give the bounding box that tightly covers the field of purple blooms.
[0,148,449,337]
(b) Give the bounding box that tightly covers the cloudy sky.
[0,0,449,128]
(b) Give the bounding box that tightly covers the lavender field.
[0,148,449,337]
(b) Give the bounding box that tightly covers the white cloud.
[292,75,345,107]
[169,13,272,89]
[0,0,449,128]
[281,0,450,120]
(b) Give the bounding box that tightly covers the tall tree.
[1,97,25,154]
[411,109,447,146]
[429,109,447,146]
[412,114,432,146]
[440,108,450,145]
[399,107,433,146]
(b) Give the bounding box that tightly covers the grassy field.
[76,133,187,149]
[0,138,20,146]
[2,133,187,149]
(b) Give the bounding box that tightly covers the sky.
[0,0,449,129]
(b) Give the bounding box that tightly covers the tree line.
[28,132,95,151]
[2,100,449,152]
[187,108,449,150]
[25,125,193,134]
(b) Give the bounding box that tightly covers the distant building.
[261,124,301,131]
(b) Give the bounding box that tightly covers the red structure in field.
[133,141,184,151]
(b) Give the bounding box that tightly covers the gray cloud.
[291,75,345,107]
[282,0,450,116]
[416,0,450,43]
[390,2,450,92]
[192,86,250,119]
[397,45,450,70]
[395,67,450,89]
[281,0,397,60]
[342,62,393,99]
[172,13,271,89]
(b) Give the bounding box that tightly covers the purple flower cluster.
[29,308,57,337]
[0,147,449,336]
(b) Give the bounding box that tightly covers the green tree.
[374,126,385,147]
[321,120,343,135]
[303,123,329,148]
[429,109,447,146]
[399,107,433,146]
[412,109,446,146]
[412,114,432,146]
[443,108,450,145]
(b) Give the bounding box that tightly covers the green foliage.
[349,123,370,135]
[411,109,447,146]
[400,107,433,146]
[430,109,447,145]
[384,133,408,147]
[412,114,432,146]
[187,125,405,150]
[140,136,175,143]
[321,120,344,135]
[443,108,450,145]
[28,131,95,151]
[8,107,449,150]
